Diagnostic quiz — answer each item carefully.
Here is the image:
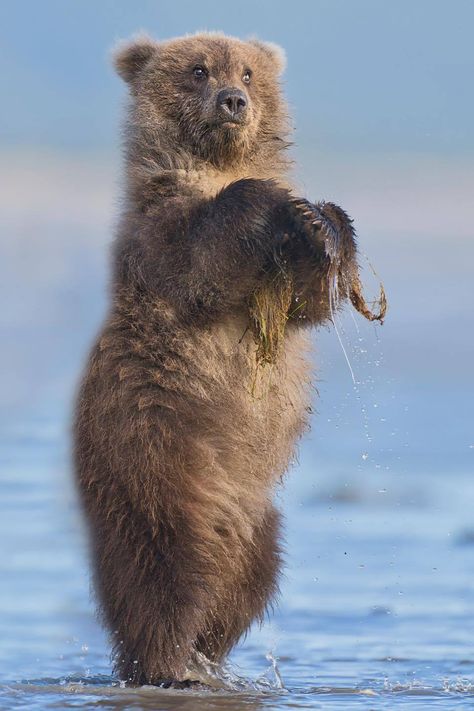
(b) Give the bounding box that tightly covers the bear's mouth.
[221,120,242,128]
[213,116,248,130]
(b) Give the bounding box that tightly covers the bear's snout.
[216,88,248,122]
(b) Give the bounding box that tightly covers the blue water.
[1,315,474,709]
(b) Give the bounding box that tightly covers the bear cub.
[74,32,358,686]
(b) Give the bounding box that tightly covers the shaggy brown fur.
[74,32,358,686]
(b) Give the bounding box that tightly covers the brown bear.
[74,32,360,686]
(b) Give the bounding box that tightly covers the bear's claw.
[290,198,348,262]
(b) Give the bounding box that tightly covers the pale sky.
[0,0,473,156]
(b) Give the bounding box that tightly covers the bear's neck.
[123,121,294,201]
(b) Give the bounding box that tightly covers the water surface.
[1,392,473,709]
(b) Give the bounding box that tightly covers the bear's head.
[113,32,288,169]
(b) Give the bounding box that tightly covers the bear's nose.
[217,88,247,120]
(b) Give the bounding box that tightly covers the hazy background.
[0,0,473,694]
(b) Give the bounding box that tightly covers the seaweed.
[248,200,387,374]
[349,273,387,323]
[249,266,294,368]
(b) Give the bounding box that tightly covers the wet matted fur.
[74,32,359,685]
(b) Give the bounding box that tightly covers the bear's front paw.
[289,198,356,265]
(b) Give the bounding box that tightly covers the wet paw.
[290,198,355,263]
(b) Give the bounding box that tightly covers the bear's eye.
[193,65,208,79]
[242,69,252,84]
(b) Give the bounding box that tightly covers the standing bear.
[74,32,361,686]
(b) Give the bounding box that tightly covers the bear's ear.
[112,34,158,83]
[249,39,287,75]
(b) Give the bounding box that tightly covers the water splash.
[258,652,284,690]
[183,650,285,692]
[326,265,392,471]
[328,272,358,385]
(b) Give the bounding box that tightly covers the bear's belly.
[175,315,313,542]
[187,315,312,480]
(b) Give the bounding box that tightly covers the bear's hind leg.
[91,514,210,686]
[195,506,283,665]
